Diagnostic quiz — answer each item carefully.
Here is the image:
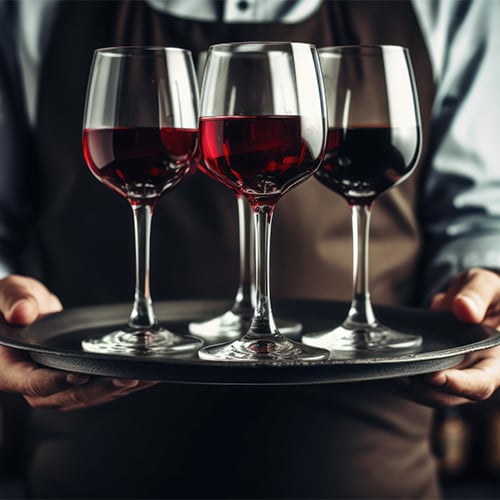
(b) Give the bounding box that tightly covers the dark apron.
[26,1,439,498]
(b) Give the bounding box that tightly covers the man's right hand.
[0,275,157,411]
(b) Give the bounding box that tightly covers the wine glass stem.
[231,195,255,316]
[248,204,278,337]
[346,204,377,327]
[128,203,158,329]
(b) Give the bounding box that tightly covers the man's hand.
[405,268,500,407]
[0,275,157,411]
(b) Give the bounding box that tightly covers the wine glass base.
[188,310,302,340]
[301,322,422,358]
[198,334,328,362]
[81,327,203,356]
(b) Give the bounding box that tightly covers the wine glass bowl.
[197,41,329,361]
[81,46,202,355]
[302,45,423,355]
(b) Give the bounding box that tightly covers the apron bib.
[28,2,439,498]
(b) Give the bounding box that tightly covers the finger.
[430,292,449,311]
[0,275,62,325]
[424,363,499,402]
[399,378,475,407]
[4,296,40,324]
[25,378,158,411]
[0,346,89,396]
[431,287,481,323]
[395,347,500,407]
[405,351,500,408]
[429,269,500,323]
[452,270,500,323]
[0,343,156,409]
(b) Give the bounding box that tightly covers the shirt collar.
[145,0,323,23]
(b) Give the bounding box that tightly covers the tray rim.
[0,298,498,384]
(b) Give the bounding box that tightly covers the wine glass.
[189,54,302,341]
[197,41,329,361]
[81,46,203,355]
[302,45,423,355]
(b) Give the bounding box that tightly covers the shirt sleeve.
[413,0,500,303]
[0,1,32,279]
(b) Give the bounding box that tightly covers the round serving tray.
[0,299,498,385]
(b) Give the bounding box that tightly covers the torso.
[28,2,439,498]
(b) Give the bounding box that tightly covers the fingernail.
[458,294,479,314]
[112,378,139,388]
[7,298,38,324]
[8,298,26,314]
[66,373,90,385]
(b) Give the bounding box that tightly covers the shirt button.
[237,0,249,11]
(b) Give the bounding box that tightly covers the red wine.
[315,125,420,206]
[83,127,198,204]
[199,115,322,205]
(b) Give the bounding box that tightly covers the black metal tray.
[0,299,498,385]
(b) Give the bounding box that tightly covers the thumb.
[5,296,40,325]
[451,269,500,324]
[0,275,62,325]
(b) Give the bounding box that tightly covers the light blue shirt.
[1,0,500,304]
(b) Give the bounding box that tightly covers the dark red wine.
[199,115,322,205]
[83,127,198,204]
[315,125,420,206]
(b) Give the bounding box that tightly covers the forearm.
[420,233,500,305]
[416,0,500,304]
[0,14,34,280]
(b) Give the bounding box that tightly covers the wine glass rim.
[319,44,409,54]
[94,46,192,57]
[208,41,317,51]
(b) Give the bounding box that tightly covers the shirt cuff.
[421,234,500,305]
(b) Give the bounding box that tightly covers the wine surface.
[199,115,321,205]
[83,127,198,204]
[315,125,420,205]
